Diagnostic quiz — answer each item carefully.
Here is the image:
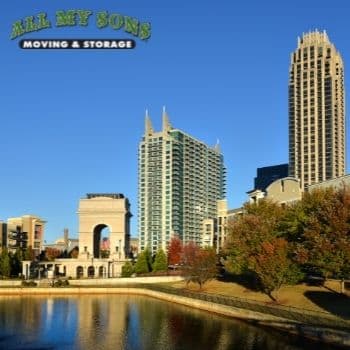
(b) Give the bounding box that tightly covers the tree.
[24,245,35,261]
[168,236,182,266]
[296,186,350,281]
[134,250,150,274]
[143,246,153,272]
[153,249,168,272]
[182,244,217,290]
[224,200,300,300]
[10,249,22,277]
[224,200,285,275]
[182,241,198,267]
[251,238,294,301]
[277,186,350,286]
[69,247,79,258]
[44,247,62,261]
[0,248,11,278]
[121,261,134,277]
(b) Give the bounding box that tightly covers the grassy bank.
[169,279,350,319]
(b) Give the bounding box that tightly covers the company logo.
[11,10,151,50]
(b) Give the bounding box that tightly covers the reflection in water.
[0,295,338,350]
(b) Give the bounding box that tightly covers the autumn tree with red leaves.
[182,241,197,266]
[224,200,301,301]
[225,186,350,298]
[182,242,217,290]
[293,186,350,282]
[167,236,183,266]
[44,247,62,261]
[251,238,292,301]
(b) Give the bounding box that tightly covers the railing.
[121,283,350,331]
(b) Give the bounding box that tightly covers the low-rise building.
[248,177,302,206]
[7,215,46,257]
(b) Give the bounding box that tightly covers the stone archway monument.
[78,193,132,261]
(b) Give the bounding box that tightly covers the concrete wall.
[0,280,22,287]
[265,177,302,204]
[69,276,183,286]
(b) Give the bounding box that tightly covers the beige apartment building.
[6,215,46,257]
[201,200,243,253]
[289,30,345,189]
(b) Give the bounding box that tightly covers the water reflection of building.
[76,296,128,349]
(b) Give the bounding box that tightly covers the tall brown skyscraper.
[289,30,345,189]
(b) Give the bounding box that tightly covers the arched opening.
[98,266,105,277]
[93,224,111,258]
[77,266,83,279]
[88,266,95,278]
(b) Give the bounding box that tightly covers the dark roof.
[86,193,125,199]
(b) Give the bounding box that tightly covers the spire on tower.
[145,109,154,137]
[162,106,172,132]
[214,139,221,153]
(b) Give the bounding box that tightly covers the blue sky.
[1,0,350,242]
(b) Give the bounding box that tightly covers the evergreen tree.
[134,251,150,274]
[144,246,153,272]
[10,249,22,277]
[24,245,35,261]
[152,249,168,272]
[0,248,11,278]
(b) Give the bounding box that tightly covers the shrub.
[21,280,37,287]
[53,279,69,287]
[121,262,134,277]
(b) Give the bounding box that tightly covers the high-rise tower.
[289,30,345,189]
[138,109,226,254]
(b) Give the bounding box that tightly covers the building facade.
[22,193,132,279]
[138,109,226,253]
[0,221,7,249]
[288,30,345,190]
[248,177,302,205]
[6,215,46,257]
[254,164,289,191]
[308,173,350,192]
[78,193,131,261]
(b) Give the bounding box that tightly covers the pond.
[0,295,339,350]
